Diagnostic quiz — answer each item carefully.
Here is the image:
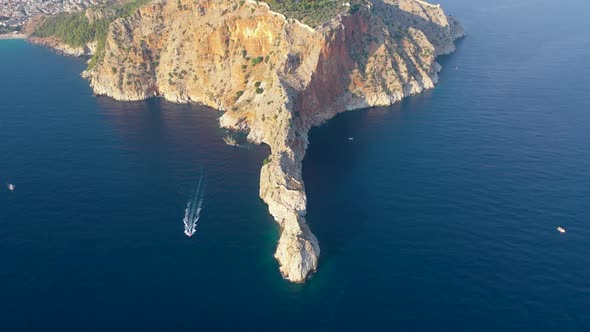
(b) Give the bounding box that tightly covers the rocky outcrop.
[83,0,464,282]
[85,7,117,24]
[27,36,95,57]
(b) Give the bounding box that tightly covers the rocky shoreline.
[0,32,27,40]
[27,36,95,57]
[31,0,464,283]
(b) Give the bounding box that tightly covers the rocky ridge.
[81,0,463,282]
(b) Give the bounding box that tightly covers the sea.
[1,0,589,330]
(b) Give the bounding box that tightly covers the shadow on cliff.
[300,0,463,265]
[371,0,455,85]
[294,0,454,127]
[371,0,456,32]
[436,36,467,65]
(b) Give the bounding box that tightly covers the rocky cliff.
[83,0,463,283]
[27,36,96,56]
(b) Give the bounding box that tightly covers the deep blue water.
[1,0,590,330]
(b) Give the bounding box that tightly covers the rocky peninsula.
[28,0,463,283]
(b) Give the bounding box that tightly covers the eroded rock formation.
[82,0,463,282]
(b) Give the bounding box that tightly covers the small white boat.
[557,226,566,234]
[348,137,354,141]
[7,184,14,191]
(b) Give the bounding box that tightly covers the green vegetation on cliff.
[32,13,95,46]
[30,0,367,71]
[32,0,151,68]
[266,0,365,28]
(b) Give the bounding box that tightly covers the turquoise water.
[1,0,590,330]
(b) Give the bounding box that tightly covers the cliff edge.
[82,0,464,282]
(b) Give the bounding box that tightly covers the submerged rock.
[223,135,238,146]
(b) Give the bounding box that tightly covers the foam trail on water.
[183,170,205,237]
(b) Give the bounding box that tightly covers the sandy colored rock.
[83,0,464,283]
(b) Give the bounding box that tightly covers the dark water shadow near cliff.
[302,87,442,291]
[303,105,403,263]
[301,3,467,263]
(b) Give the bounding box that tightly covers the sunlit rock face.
[85,0,464,283]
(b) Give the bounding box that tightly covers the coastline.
[0,33,27,40]
[83,0,463,283]
[19,0,464,283]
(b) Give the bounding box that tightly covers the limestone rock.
[83,0,463,283]
[28,36,95,57]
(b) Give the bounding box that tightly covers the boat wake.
[183,171,205,237]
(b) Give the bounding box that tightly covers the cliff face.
[85,0,463,283]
